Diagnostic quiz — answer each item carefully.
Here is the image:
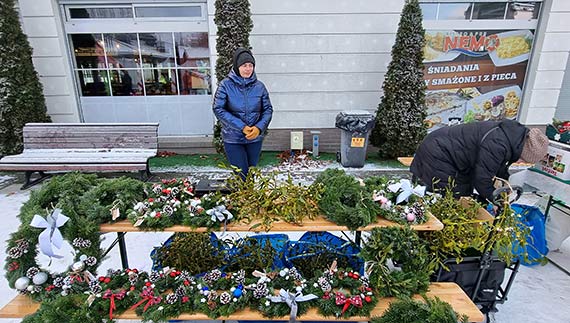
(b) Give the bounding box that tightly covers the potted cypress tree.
[212,0,253,155]
[370,0,427,158]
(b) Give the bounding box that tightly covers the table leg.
[117,232,129,269]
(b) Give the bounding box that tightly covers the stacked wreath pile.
[127,178,236,230]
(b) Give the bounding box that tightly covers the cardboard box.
[533,140,570,183]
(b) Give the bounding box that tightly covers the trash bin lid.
[340,110,372,116]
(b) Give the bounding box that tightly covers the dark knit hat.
[520,128,549,163]
[232,47,255,75]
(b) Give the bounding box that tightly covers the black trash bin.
[335,110,376,168]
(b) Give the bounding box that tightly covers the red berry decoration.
[365,296,372,303]
[104,277,111,284]
[98,276,105,282]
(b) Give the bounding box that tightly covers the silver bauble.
[15,277,31,290]
[71,261,85,272]
[79,254,88,261]
[32,272,48,285]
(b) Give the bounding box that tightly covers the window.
[66,4,205,21]
[68,7,133,19]
[421,1,542,21]
[438,3,472,20]
[134,6,202,18]
[70,32,211,97]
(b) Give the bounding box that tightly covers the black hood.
[232,47,255,76]
[499,119,529,162]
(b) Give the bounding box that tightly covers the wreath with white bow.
[4,173,106,301]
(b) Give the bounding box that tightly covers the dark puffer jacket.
[212,68,273,144]
[410,120,528,201]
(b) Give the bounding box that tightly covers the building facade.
[14,0,570,152]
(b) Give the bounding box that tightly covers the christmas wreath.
[364,177,430,225]
[5,173,105,301]
[360,226,431,298]
[309,262,377,318]
[314,169,380,230]
[128,178,236,230]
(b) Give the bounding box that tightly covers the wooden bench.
[0,123,159,189]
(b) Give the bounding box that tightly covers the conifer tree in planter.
[370,0,426,158]
[212,0,253,155]
[0,0,51,156]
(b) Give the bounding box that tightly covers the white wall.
[17,0,80,123]
[520,0,570,125]
[208,0,405,129]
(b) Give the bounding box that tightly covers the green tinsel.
[314,169,380,230]
[360,227,431,297]
[371,296,468,323]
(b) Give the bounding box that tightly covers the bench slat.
[24,127,158,134]
[0,164,147,171]
[24,143,157,149]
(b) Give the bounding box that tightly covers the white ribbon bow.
[206,205,233,222]
[30,209,69,259]
[387,179,426,204]
[269,289,318,323]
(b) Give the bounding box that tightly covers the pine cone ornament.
[63,277,73,289]
[128,272,139,285]
[219,291,231,304]
[318,277,332,292]
[176,286,186,297]
[53,277,65,288]
[8,247,23,259]
[32,285,42,294]
[207,290,218,302]
[72,238,92,249]
[289,267,302,281]
[235,269,246,285]
[410,202,425,221]
[26,267,39,279]
[89,281,102,294]
[179,271,193,281]
[163,205,174,216]
[152,185,163,195]
[84,256,97,267]
[16,239,30,252]
[204,269,222,285]
[170,187,180,196]
[359,276,370,288]
[149,271,162,283]
[253,283,269,299]
[166,293,178,304]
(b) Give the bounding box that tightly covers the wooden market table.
[100,213,444,233]
[0,282,484,322]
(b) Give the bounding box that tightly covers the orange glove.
[245,126,260,140]
[243,125,253,136]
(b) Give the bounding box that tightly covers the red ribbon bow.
[102,289,126,319]
[335,292,363,315]
[130,288,162,312]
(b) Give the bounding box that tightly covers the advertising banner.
[423,29,534,131]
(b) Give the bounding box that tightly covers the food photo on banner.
[422,29,535,131]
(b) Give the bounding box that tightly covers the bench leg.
[21,171,51,190]
[139,162,152,182]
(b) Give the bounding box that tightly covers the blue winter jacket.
[213,69,273,144]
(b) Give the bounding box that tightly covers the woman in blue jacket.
[213,48,273,178]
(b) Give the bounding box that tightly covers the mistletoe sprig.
[226,168,323,231]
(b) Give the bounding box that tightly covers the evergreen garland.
[213,0,253,154]
[0,0,51,155]
[370,0,427,158]
[371,296,468,323]
[360,227,431,298]
[314,169,380,230]
[80,176,146,223]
